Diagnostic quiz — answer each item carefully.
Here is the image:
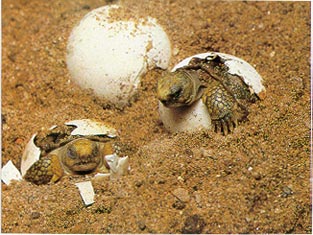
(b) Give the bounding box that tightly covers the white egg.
[158,99,212,133]
[159,52,266,133]
[66,5,171,108]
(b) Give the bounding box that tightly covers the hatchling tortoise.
[21,119,120,185]
[157,52,266,135]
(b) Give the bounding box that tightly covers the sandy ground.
[1,0,311,233]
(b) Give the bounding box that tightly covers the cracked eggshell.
[173,52,266,99]
[2,160,23,185]
[65,119,117,137]
[20,119,117,176]
[106,154,130,179]
[158,99,212,133]
[75,181,95,206]
[159,52,266,133]
[94,154,130,181]
[66,5,171,108]
[20,134,41,177]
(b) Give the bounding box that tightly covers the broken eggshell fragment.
[158,52,266,133]
[65,119,117,137]
[75,181,95,206]
[21,134,41,177]
[94,154,130,181]
[2,160,23,185]
[21,119,128,184]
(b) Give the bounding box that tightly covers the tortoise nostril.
[159,98,171,106]
[159,97,167,103]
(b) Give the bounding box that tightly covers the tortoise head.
[157,70,204,108]
[61,138,103,173]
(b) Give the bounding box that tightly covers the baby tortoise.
[24,138,114,185]
[157,52,266,135]
[21,119,119,185]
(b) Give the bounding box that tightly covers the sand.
[1,0,311,233]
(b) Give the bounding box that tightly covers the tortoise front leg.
[24,154,64,185]
[202,80,248,135]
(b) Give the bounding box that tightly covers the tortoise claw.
[221,119,228,135]
[213,120,222,133]
[213,113,241,135]
[225,116,234,133]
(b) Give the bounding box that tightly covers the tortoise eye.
[67,146,77,159]
[170,86,182,100]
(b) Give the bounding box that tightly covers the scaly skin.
[24,138,114,185]
[157,70,205,108]
[157,55,258,135]
[24,154,63,185]
[202,78,248,135]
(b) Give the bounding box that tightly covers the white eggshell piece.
[104,154,130,180]
[112,155,130,177]
[48,125,58,130]
[66,5,171,107]
[75,181,95,206]
[173,52,266,98]
[158,99,212,133]
[93,173,111,182]
[104,154,118,169]
[65,119,117,137]
[2,160,22,185]
[20,134,41,176]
